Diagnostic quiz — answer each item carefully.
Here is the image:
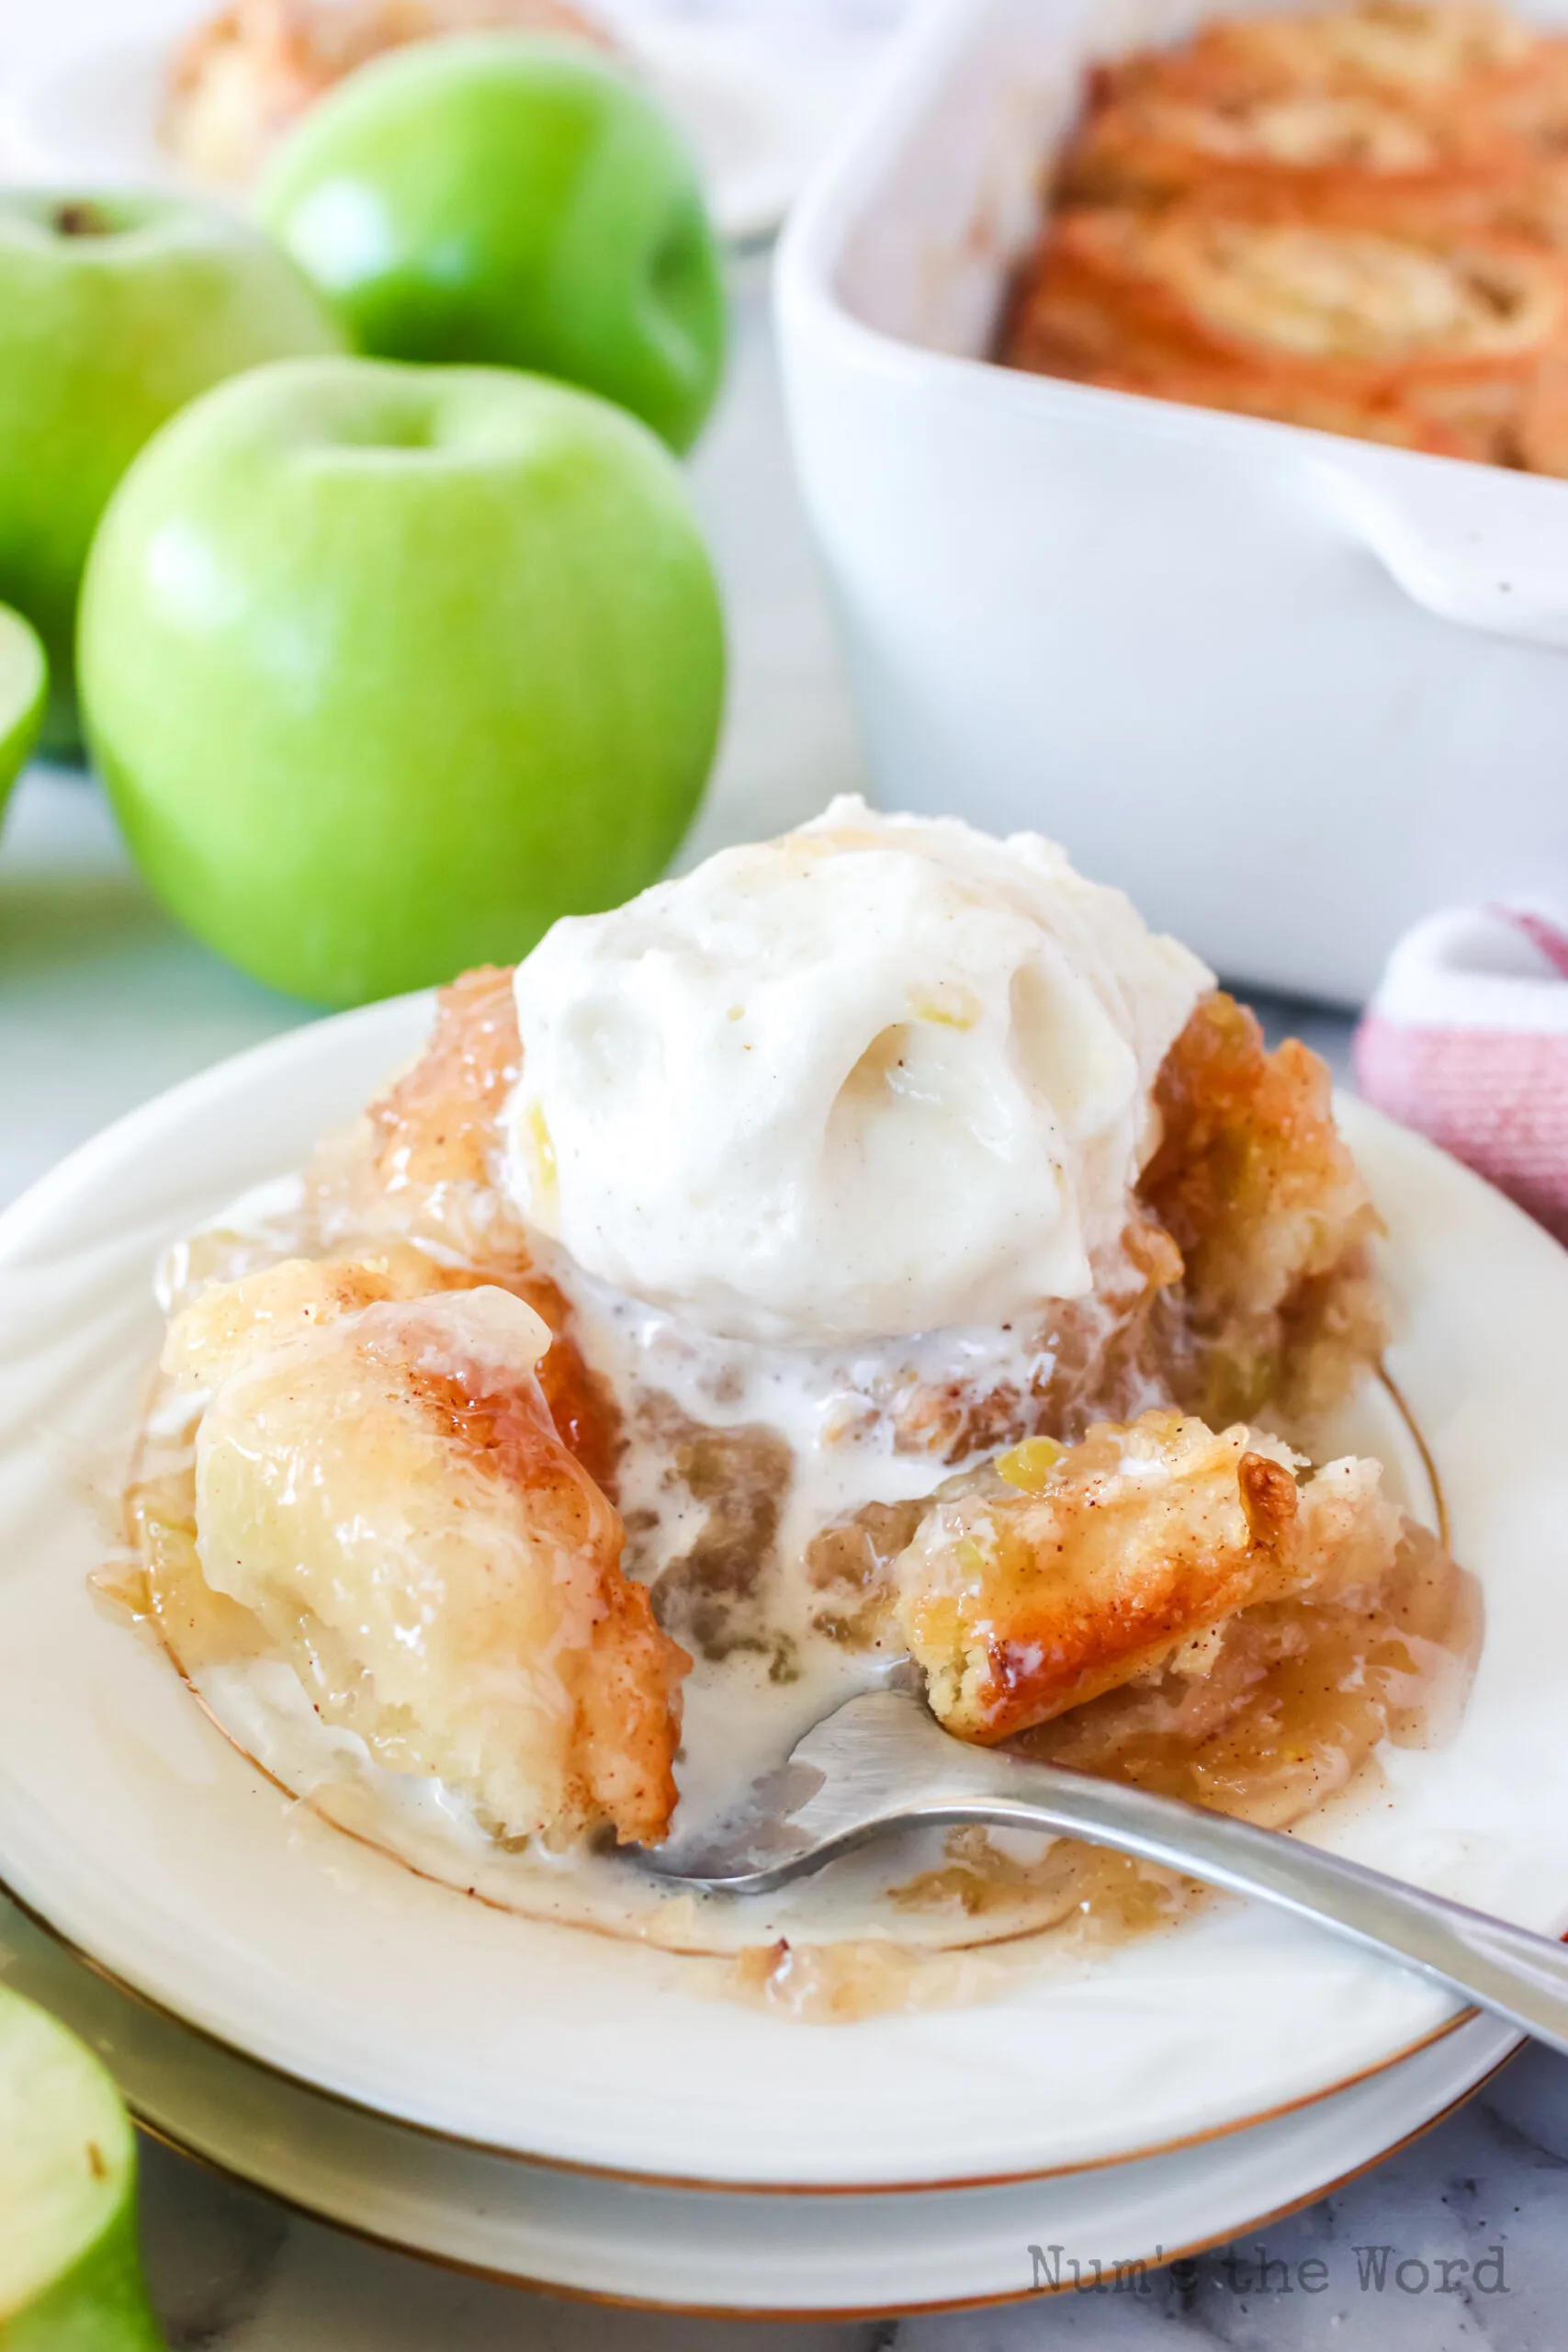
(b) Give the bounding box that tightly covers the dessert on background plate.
[115,799,1478,2013]
[1003,0,1568,470]
[162,0,615,186]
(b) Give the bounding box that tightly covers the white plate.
[0,1883,1523,2315]
[1,19,844,246]
[0,997,1566,2188]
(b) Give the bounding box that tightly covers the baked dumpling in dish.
[164,1254,687,1848]
[162,0,615,185]
[1057,76,1521,225]
[1005,201,1568,469]
[1070,0,1555,222]
[893,1409,1409,1745]
[1067,358,1478,453]
[1009,0,1568,465]
[1094,3,1540,116]
[1141,991,1383,1426]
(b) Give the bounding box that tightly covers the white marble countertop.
[1,152,1564,2352]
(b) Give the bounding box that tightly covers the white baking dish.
[775,0,1568,1003]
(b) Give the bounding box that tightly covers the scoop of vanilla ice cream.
[506,798,1213,1345]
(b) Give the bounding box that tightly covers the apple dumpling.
[1057,78,1520,225]
[161,1252,686,1847]
[1006,201,1568,470]
[307,963,531,1270]
[162,0,615,187]
[1093,1,1539,110]
[120,797,1478,1996]
[1142,989,1383,1426]
[1008,0,1568,471]
[893,1410,1405,1742]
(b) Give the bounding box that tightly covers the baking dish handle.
[1312,444,1568,650]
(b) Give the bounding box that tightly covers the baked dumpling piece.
[1074,359,1476,453]
[302,972,625,1488]
[163,0,615,185]
[1072,2,1554,222]
[1010,0,1568,466]
[1057,77,1521,226]
[1096,3,1540,115]
[164,1256,687,1848]
[894,1409,1405,1743]
[308,962,532,1269]
[1140,991,1384,1425]
[1005,201,1568,468]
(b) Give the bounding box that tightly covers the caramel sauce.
[389,1328,620,1564]
[894,1827,1200,1930]
[120,1461,269,1679]
[728,1847,1206,2024]
[1013,1520,1479,1820]
[368,964,520,1193]
[509,1272,625,1494]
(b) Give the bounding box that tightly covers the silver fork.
[646,1685,1568,2055]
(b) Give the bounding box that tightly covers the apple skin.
[78,356,726,1007]
[0,192,346,758]
[254,36,728,453]
[0,605,48,819]
[0,1984,165,2350]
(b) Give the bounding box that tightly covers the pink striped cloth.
[1354,908,1568,1244]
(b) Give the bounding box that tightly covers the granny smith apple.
[0,190,345,756]
[0,605,47,819]
[0,1984,165,2350]
[79,356,726,1006]
[255,36,727,452]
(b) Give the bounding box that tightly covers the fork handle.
[915,1749,1568,2056]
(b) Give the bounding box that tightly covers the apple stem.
[53,200,116,238]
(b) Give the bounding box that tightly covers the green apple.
[79,356,725,1006]
[0,605,47,817]
[0,1984,164,2350]
[255,36,727,453]
[0,190,345,756]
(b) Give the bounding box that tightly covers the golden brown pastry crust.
[1006,200,1568,466]
[306,978,629,1491]
[1090,2,1542,121]
[1141,990,1384,1425]
[1058,78,1523,225]
[1010,1,1568,467]
[894,1409,1405,1743]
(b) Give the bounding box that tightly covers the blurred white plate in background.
[0,12,852,243]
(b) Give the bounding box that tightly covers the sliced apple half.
[0,603,46,806]
[0,1984,164,2350]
